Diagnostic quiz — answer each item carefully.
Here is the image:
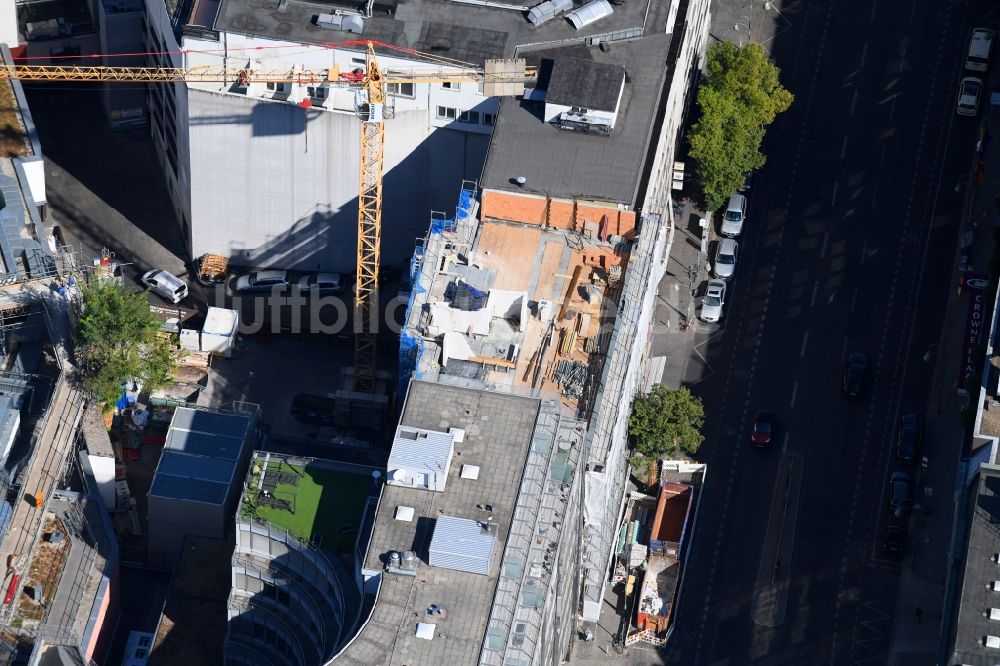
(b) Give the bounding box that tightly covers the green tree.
[689,42,793,211]
[628,385,705,461]
[77,281,178,410]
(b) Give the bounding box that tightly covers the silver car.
[141,269,188,304]
[714,238,738,279]
[957,76,983,116]
[720,193,747,237]
[700,280,726,322]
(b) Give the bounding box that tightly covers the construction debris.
[553,360,587,398]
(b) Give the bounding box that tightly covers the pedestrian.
[915,606,923,624]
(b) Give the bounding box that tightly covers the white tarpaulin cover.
[441,331,474,366]
[584,469,607,528]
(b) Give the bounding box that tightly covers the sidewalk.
[886,75,1000,663]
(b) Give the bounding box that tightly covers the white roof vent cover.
[987,635,1000,648]
[991,608,1000,621]
[395,506,415,522]
[460,464,480,480]
[415,623,436,640]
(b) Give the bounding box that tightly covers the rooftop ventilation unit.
[992,608,1000,621]
[556,110,612,137]
[993,581,1000,591]
[987,635,1000,648]
[315,13,365,33]
[527,0,573,25]
[387,549,419,576]
[566,0,613,29]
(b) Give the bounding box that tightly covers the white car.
[235,270,290,293]
[714,238,738,280]
[141,269,188,304]
[700,280,726,322]
[957,76,983,117]
[720,193,747,237]
[297,272,344,294]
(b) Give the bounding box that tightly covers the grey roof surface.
[210,0,667,67]
[148,407,251,504]
[428,515,496,575]
[546,56,625,111]
[950,464,1000,665]
[480,34,671,205]
[336,381,541,666]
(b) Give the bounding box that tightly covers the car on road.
[235,270,290,294]
[714,238,739,280]
[842,353,869,398]
[882,524,907,559]
[720,193,747,237]
[290,393,338,425]
[700,280,726,323]
[889,472,915,513]
[957,76,984,117]
[750,411,775,447]
[297,272,344,294]
[896,414,922,465]
[141,269,188,304]
[965,28,995,72]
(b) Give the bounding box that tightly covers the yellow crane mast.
[0,42,534,396]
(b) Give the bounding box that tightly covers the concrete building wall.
[0,4,17,47]
[187,89,488,271]
[147,498,223,568]
[98,0,146,129]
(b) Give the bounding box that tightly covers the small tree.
[628,385,705,463]
[77,281,178,410]
[688,42,793,211]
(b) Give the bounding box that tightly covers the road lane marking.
[889,96,896,121]
[850,89,858,116]
[830,182,839,207]
[860,42,868,68]
[870,0,877,21]
[820,232,830,258]
[899,46,907,73]
[782,431,789,453]
[810,282,819,306]
[872,185,879,210]
[841,136,849,158]
[880,143,887,165]
[851,287,858,312]
[800,331,809,357]
[841,338,848,361]
[790,381,798,407]
[861,238,868,262]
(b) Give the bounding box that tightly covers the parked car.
[297,272,344,294]
[750,411,775,447]
[700,280,726,323]
[235,270,290,294]
[882,524,907,559]
[889,472,914,513]
[720,193,747,237]
[896,415,921,465]
[843,353,869,398]
[714,238,739,280]
[965,28,995,72]
[290,393,338,425]
[141,269,188,304]
[957,76,984,116]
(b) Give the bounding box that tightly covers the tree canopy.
[688,42,793,211]
[77,281,178,409]
[628,385,705,460]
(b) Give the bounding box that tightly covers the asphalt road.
[662,0,994,663]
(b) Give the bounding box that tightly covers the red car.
[751,411,775,447]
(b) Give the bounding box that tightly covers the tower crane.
[0,41,535,396]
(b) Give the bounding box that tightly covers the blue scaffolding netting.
[396,185,477,401]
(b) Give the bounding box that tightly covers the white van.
[966,28,994,72]
[141,269,188,304]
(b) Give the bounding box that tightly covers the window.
[307,85,328,100]
[570,106,590,114]
[386,82,414,98]
[483,113,495,126]
[266,82,289,94]
[458,110,479,124]
[441,81,457,90]
[351,57,366,65]
[436,106,457,120]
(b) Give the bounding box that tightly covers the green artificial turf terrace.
[248,461,370,553]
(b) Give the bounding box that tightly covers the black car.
[882,524,907,559]
[896,415,921,465]
[751,411,775,447]
[843,353,869,397]
[290,393,338,425]
[889,472,915,513]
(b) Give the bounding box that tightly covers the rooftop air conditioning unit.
[987,635,1000,648]
[316,13,365,33]
[991,608,1000,621]
[527,0,573,25]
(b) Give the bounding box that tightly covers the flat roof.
[148,407,251,504]
[209,0,667,67]
[480,34,671,205]
[951,464,1000,665]
[546,56,625,111]
[336,381,541,665]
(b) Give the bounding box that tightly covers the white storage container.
[201,307,239,357]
